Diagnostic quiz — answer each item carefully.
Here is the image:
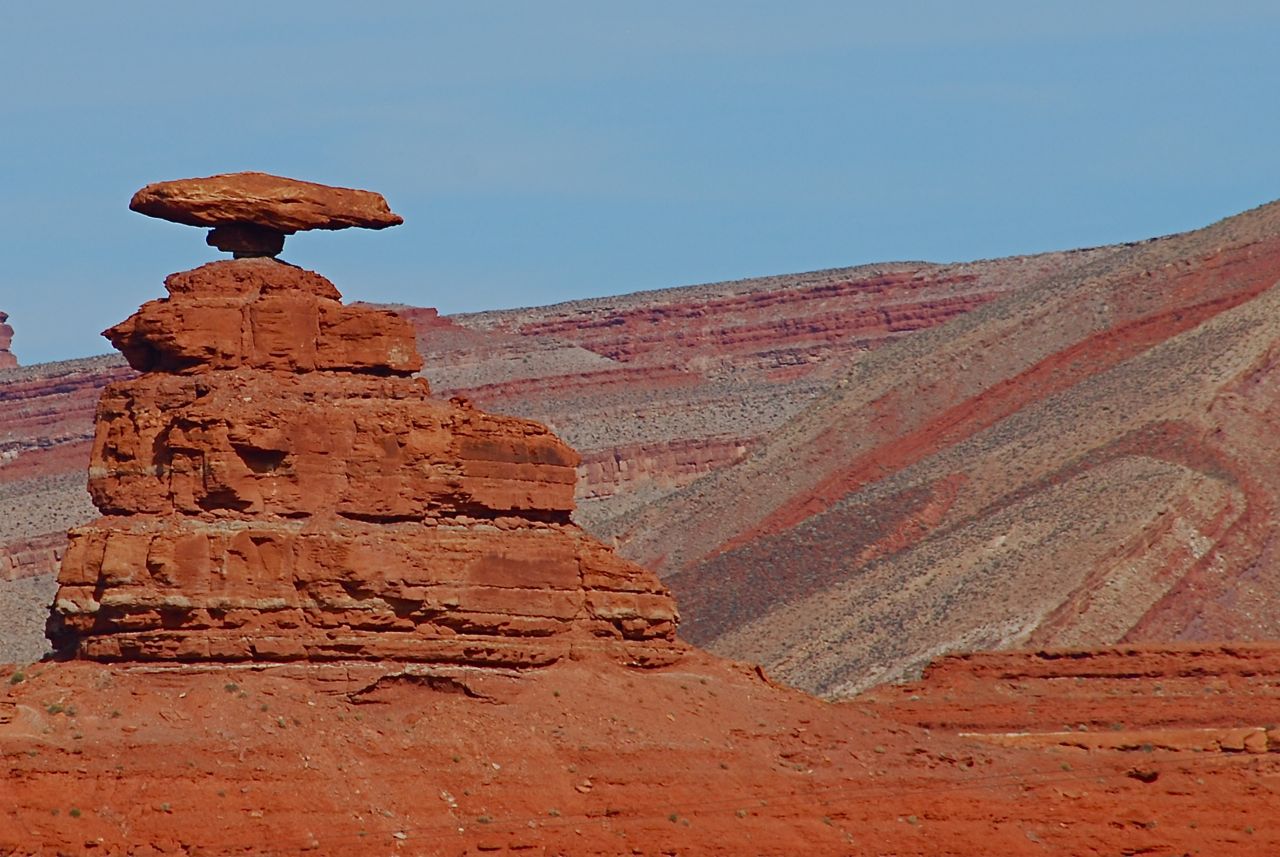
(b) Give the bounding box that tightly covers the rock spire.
[47,177,681,667]
[0,312,14,369]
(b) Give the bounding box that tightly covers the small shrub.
[69,808,82,819]
[8,672,24,685]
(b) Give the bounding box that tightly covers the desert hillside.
[1,250,1104,662]
[625,200,1280,695]
[5,202,1280,695]
[8,177,1280,854]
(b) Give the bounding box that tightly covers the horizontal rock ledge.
[130,171,403,233]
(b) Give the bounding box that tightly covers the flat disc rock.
[129,171,403,233]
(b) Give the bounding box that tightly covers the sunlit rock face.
[48,181,681,668]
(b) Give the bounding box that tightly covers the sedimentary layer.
[632,200,1280,695]
[6,643,1280,855]
[45,257,681,668]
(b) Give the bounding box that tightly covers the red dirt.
[7,643,1280,855]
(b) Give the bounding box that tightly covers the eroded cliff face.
[46,258,680,667]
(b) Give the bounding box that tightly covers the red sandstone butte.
[47,256,679,668]
[129,172,403,233]
[0,311,15,369]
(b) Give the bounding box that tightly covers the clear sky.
[4,2,1280,364]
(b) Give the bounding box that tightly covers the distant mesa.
[129,171,403,258]
[0,311,15,369]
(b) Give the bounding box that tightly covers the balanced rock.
[47,206,681,667]
[0,311,15,369]
[130,172,403,258]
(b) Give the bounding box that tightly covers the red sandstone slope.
[618,200,1280,695]
[11,643,1280,857]
[431,250,1120,527]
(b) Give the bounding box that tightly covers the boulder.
[129,171,403,233]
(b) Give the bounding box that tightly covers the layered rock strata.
[0,311,15,369]
[47,257,680,667]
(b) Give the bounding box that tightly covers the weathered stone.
[49,240,683,667]
[102,259,421,375]
[130,171,403,233]
[206,223,286,258]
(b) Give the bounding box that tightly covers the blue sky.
[3,2,1279,363]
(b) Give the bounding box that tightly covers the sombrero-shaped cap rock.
[129,171,403,234]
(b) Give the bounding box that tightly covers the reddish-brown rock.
[0,311,15,369]
[47,256,682,667]
[8,184,1280,854]
[129,171,403,233]
[103,259,421,374]
[7,642,1280,856]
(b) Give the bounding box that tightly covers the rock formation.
[0,311,15,369]
[130,171,403,257]
[47,174,681,667]
[7,178,1280,857]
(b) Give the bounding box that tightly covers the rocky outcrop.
[0,254,1063,600]
[868,642,1280,740]
[130,171,403,233]
[0,311,15,369]
[47,249,681,667]
[8,180,1280,857]
[130,172,403,258]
